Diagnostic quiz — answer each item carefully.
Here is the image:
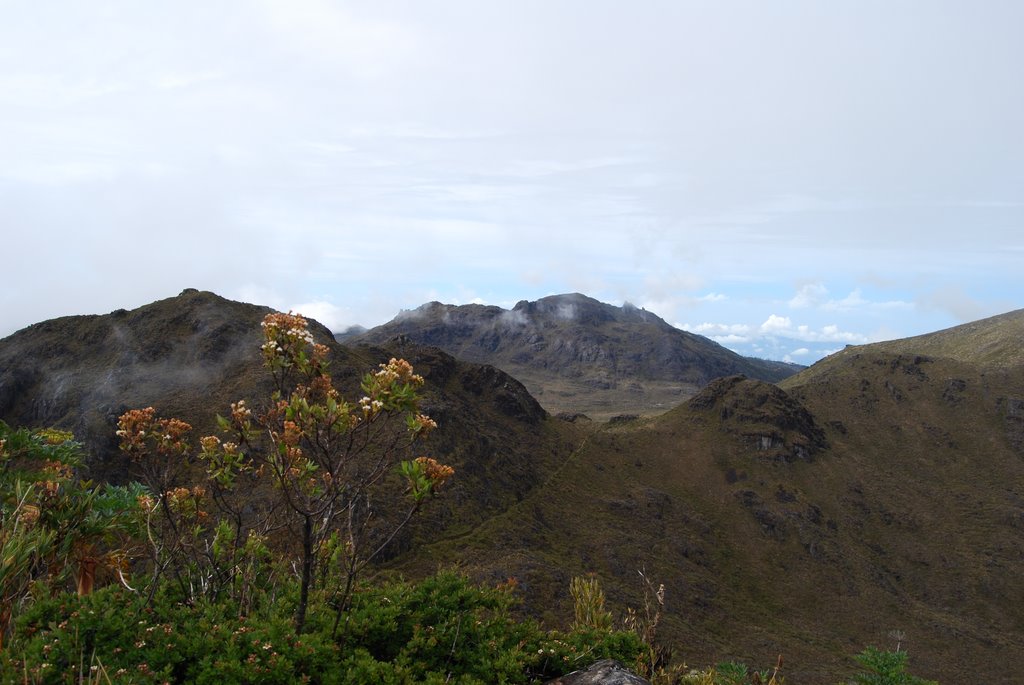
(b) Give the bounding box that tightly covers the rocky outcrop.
[688,375,827,461]
[544,660,651,685]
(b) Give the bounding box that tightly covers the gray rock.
[544,659,651,685]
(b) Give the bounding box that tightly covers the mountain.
[0,289,570,540]
[389,308,1024,684]
[346,293,803,419]
[333,323,368,342]
[2,292,1022,683]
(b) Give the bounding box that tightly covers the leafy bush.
[333,570,644,683]
[844,646,937,685]
[3,571,645,684]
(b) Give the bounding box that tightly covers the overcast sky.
[2,1,1021,362]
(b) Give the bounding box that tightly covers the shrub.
[2,570,646,684]
[117,312,453,632]
[844,646,937,685]
[335,570,644,683]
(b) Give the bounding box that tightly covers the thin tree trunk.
[295,514,314,634]
[76,557,97,596]
[0,604,10,651]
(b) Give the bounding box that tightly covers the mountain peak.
[346,294,802,419]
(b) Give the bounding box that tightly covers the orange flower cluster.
[165,486,208,520]
[260,311,315,357]
[42,460,73,481]
[116,407,157,451]
[162,418,191,442]
[309,374,338,401]
[375,358,424,387]
[229,401,253,432]
[284,445,305,467]
[415,456,454,488]
[282,421,302,447]
[116,408,192,459]
[410,413,438,436]
[36,479,61,500]
[166,487,191,504]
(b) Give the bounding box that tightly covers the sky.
[1,1,1021,363]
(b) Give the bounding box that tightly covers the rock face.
[688,375,827,462]
[544,660,651,685]
[347,293,803,418]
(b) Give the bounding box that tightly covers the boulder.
[544,659,651,685]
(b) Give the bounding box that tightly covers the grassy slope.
[395,315,1024,684]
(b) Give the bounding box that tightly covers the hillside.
[347,293,802,419]
[0,289,572,544]
[393,310,1024,684]
[2,293,1022,683]
[779,308,1024,385]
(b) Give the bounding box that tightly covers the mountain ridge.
[346,293,803,419]
[2,291,1023,683]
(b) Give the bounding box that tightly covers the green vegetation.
[843,646,938,685]
[4,573,646,684]
[0,420,937,685]
[0,312,941,683]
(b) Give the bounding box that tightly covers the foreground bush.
[2,570,644,684]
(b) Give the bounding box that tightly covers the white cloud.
[684,316,872,358]
[760,314,793,334]
[917,286,1011,323]
[255,0,420,79]
[0,1,1019,355]
[290,300,348,332]
[503,155,641,178]
[155,70,226,90]
[788,284,913,314]
[822,289,869,311]
[680,322,752,338]
[555,303,578,320]
[788,282,829,308]
[499,309,529,326]
[711,334,751,345]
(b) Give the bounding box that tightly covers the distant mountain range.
[1,290,1022,683]
[344,293,803,419]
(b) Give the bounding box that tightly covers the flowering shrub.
[114,311,452,632]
